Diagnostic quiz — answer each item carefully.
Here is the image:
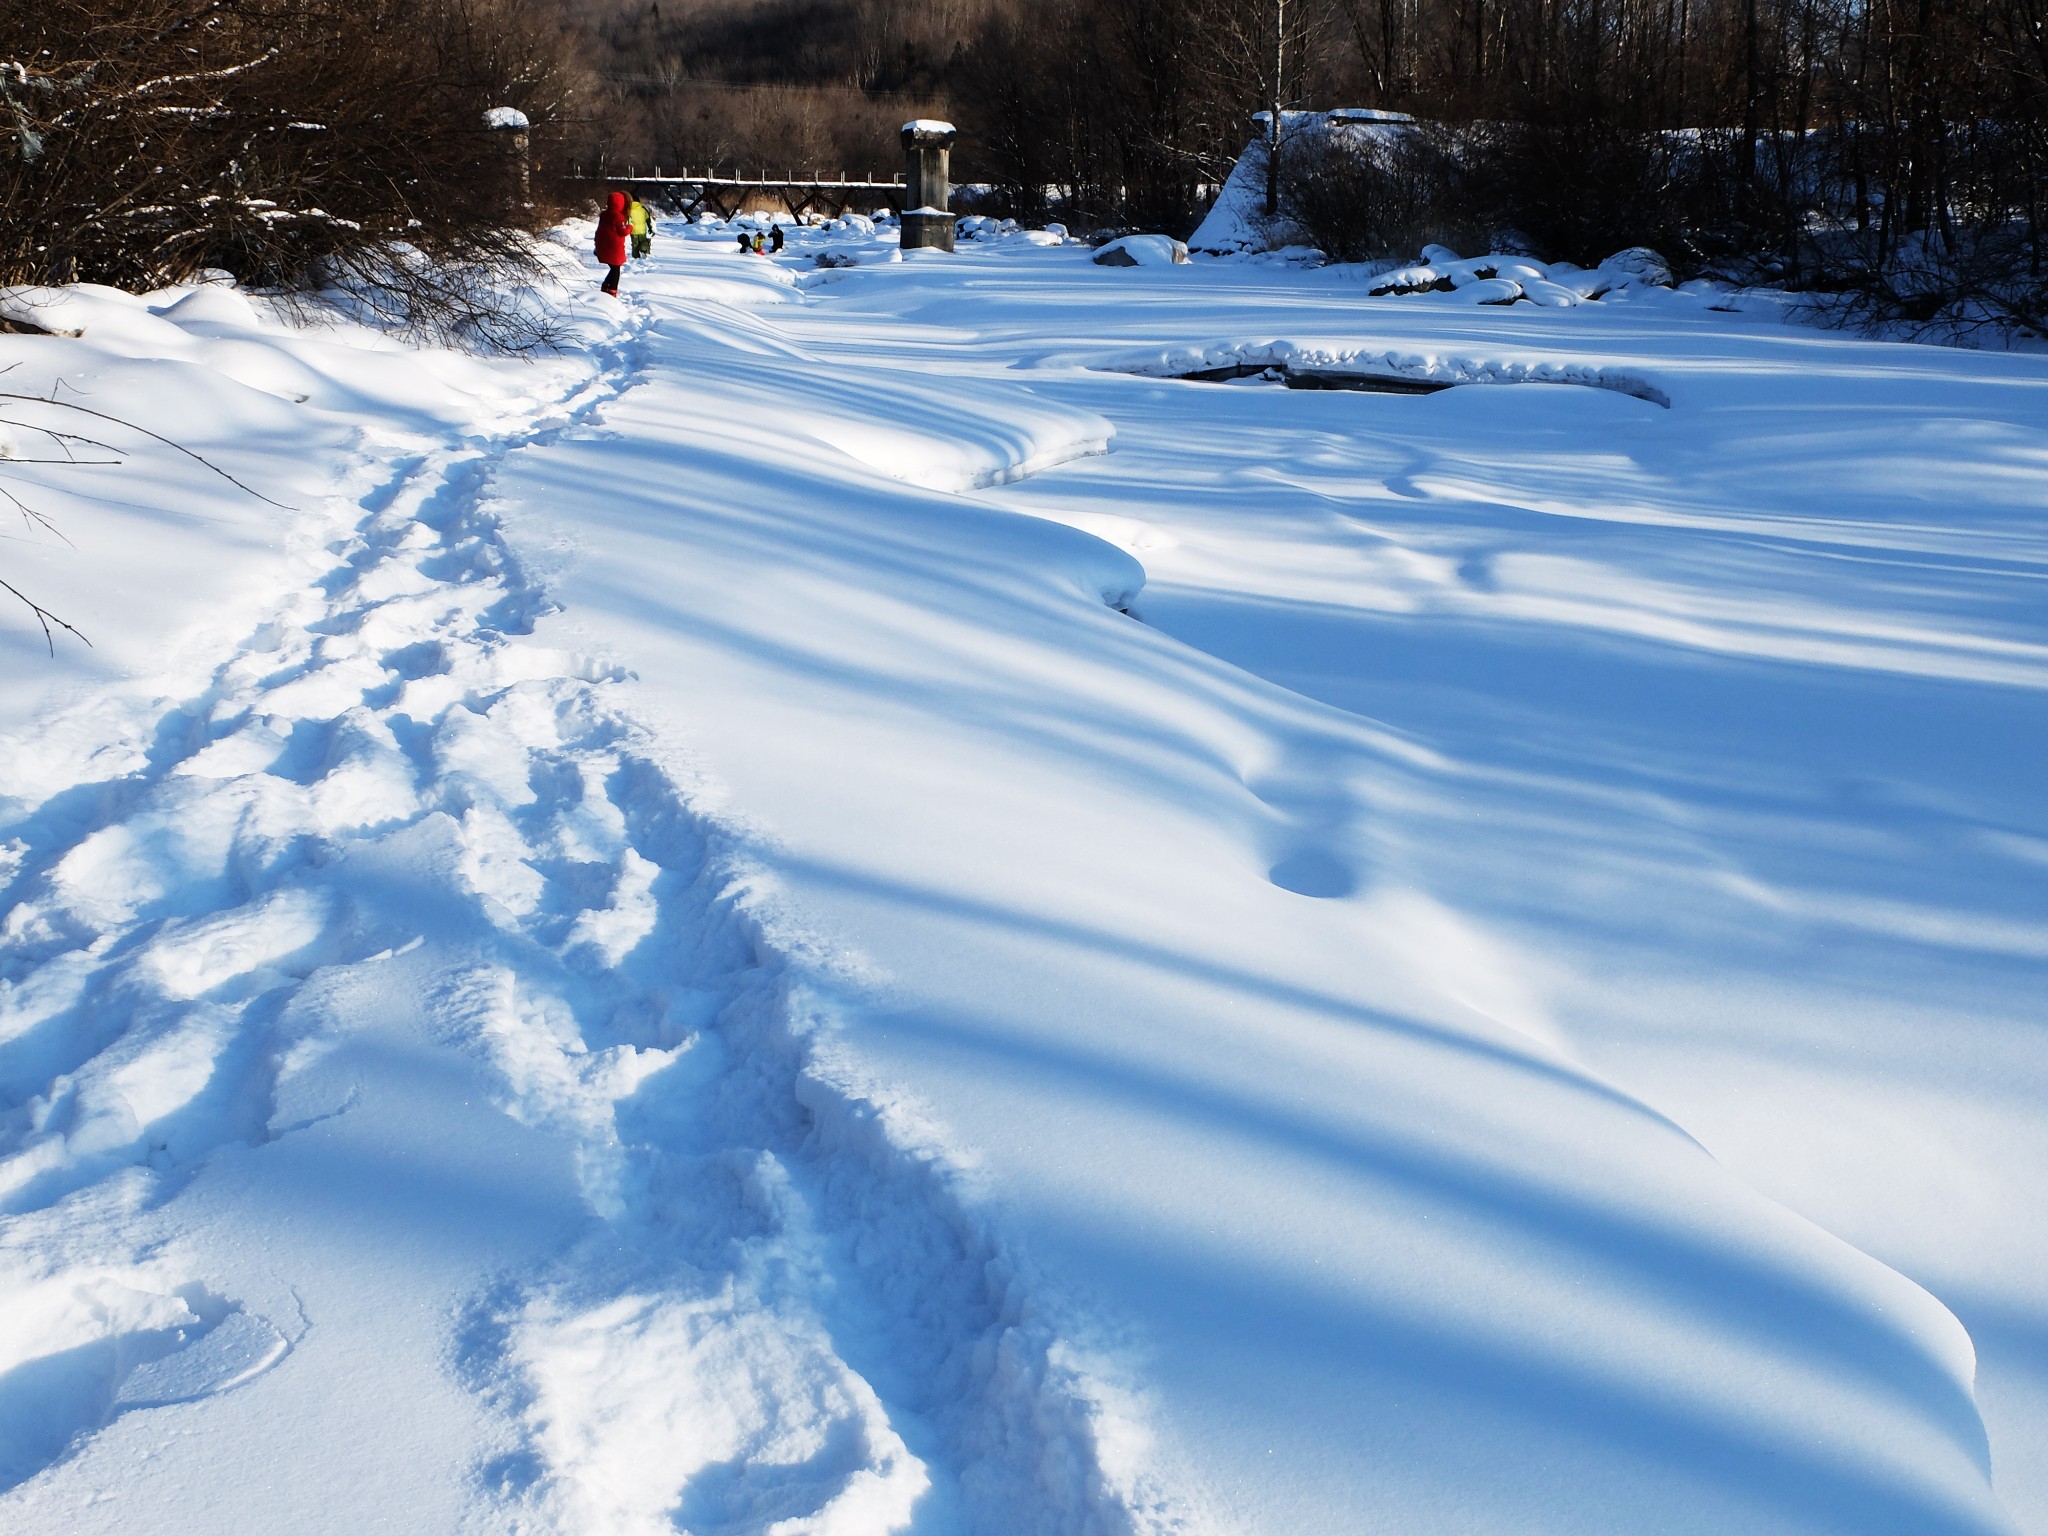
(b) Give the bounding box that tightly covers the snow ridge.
[0,296,1169,1533]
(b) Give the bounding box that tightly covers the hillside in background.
[561,0,983,178]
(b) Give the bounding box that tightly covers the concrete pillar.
[899,120,956,252]
[484,106,531,207]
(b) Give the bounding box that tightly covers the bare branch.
[0,393,292,508]
[0,574,90,655]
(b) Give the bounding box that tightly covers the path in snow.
[2,225,2042,1536]
[0,285,1148,1534]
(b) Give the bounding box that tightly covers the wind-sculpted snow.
[482,223,2038,1536]
[1,220,2044,1536]
[0,251,1163,1535]
[645,300,1113,492]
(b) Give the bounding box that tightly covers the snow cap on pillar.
[484,107,532,206]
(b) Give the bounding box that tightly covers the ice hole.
[1167,362,1669,406]
[1180,363,1451,395]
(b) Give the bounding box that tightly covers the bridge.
[577,170,911,220]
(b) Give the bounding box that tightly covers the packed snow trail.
[0,277,1153,1532]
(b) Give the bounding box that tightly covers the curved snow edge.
[1068,339,1672,408]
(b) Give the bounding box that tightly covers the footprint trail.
[0,297,1158,1535]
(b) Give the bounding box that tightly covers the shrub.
[2,0,591,341]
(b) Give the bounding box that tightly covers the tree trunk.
[1742,0,1761,215]
[1265,0,1287,218]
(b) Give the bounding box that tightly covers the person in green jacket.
[627,195,653,259]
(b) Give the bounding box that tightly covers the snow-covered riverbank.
[3,222,2044,1536]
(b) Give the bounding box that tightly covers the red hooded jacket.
[595,191,630,266]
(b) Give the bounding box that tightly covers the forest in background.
[579,0,2048,335]
[7,0,2046,339]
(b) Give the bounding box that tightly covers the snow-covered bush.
[1269,122,1481,265]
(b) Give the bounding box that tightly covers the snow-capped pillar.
[484,106,532,208]
[899,120,956,253]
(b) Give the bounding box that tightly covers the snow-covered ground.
[1,218,2044,1536]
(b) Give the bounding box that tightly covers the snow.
[483,107,530,131]
[1092,235,1190,267]
[2,215,2046,1536]
[1327,107,1416,123]
[902,119,957,137]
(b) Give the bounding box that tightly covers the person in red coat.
[595,189,631,295]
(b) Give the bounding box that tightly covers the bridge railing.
[566,170,912,219]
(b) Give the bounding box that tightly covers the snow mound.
[1093,236,1190,268]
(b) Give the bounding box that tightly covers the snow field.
[1,248,1169,1534]
[480,219,2039,1535]
[869,235,2048,1531]
[1,212,2043,1536]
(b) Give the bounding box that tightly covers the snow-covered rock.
[1458,276,1525,305]
[1367,264,1449,295]
[1093,234,1190,267]
[1599,245,1675,287]
[814,245,901,268]
[1349,246,1684,307]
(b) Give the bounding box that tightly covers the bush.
[1275,123,1484,264]
[2,0,592,341]
[1277,117,1701,270]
